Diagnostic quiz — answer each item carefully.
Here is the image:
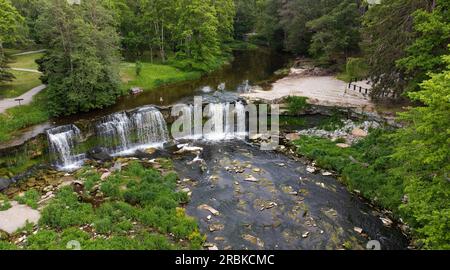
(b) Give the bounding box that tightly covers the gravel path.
[0,84,46,113]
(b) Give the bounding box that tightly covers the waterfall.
[132,106,170,146]
[203,101,247,141]
[96,107,170,155]
[47,125,84,171]
[96,112,133,153]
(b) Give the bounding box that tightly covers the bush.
[285,96,310,114]
[39,187,94,229]
[15,189,40,209]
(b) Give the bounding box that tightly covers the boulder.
[130,87,143,95]
[351,128,368,138]
[336,143,351,148]
[285,133,300,141]
[87,147,112,161]
[0,178,12,191]
[0,201,40,234]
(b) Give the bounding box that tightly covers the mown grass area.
[120,62,202,93]
[0,161,205,250]
[0,90,49,143]
[293,130,404,211]
[9,53,44,70]
[0,70,42,98]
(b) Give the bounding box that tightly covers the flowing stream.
[4,48,409,249]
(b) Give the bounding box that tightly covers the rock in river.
[0,178,12,191]
[87,147,113,161]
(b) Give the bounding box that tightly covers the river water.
[3,48,409,249]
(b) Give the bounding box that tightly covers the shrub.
[15,189,40,209]
[285,96,310,114]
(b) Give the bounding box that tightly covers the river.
[1,48,409,250]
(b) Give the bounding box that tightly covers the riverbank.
[0,159,205,250]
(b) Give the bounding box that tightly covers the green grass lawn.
[0,70,42,98]
[120,62,201,92]
[9,52,44,70]
[0,90,49,143]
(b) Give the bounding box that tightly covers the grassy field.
[0,52,43,98]
[0,70,42,98]
[9,52,44,70]
[120,62,202,92]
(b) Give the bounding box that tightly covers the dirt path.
[0,84,46,113]
[242,75,375,112]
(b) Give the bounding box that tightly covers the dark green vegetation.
[285,96,310,115]
[1,161,205,250]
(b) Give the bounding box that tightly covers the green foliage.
[39,187,95,229]
[317,111,346,131]
[362,0,432,99]
[31,161,204,250]
[36,0,121,116]
[0,193,12,211]
[14,188,40,209]
[120,61,201,92]
[0,0,26,83]
[396,0,450,93]
[294,131,403,211]
[285,96,310,114]
[135,61,142,76]
[0,241,17,250]
[307,1,361,65]
[343,57,369,82]
[390,54,450,249]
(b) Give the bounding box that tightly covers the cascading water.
[96,107,170,155]
[96,112,133,153]
[203,101,247,141]
[47,125,85,171]
[132,106,170,146]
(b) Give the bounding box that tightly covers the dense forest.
[0,0,449,249]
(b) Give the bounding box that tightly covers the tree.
[0,0,25,83]
[233,0,258,39]
[392,52,450,249]
[36,0,121,116]
[175,0,222,71]
[307,0,361,65]
[212,0,236,46]
[396,0,450,93]
[11,0,45,44]
[362,0,432,99]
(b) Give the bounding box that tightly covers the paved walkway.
[11,67,42,73]
[11,49,46,56]
[242,75,375,112]
[0,84,46,113]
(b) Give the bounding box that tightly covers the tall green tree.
[362,0,432,99]
[307,0,361,65]
[396,0,450,93]
[175,0,222,71]
[0,0,25,83]
[392,52,450,249]
[37,0,121,116]
[11,0,44,44]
